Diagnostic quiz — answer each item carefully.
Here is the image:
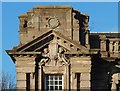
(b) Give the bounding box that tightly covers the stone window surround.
[39,65,70,90]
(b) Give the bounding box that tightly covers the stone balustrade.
[109,39,120,53]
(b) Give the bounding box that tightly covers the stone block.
[17,81,26,88]
[80,81,90,88]
[17,72,26,80]
[80,73,90,81]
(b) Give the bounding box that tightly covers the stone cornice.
[6,50,41,55]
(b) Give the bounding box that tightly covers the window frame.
[44,74,64,90]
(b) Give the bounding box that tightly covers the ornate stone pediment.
[6,30,89,64]
[10,30,89,54]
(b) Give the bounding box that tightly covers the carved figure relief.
[40,46,69,66]
[40,48,50,65]
[57,47,69,65]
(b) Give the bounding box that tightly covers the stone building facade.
[6,6,120,90]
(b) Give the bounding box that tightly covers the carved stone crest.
[48,18,60,29]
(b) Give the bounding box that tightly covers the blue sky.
[2,2,118,81]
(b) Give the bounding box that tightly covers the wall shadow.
[91,53,120,91]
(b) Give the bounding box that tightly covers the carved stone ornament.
[48,18,60,29]
[27,18,33,27]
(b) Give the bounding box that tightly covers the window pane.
[59,86,62,90]
[55,76,58,80]
[55,86,58,90]
[59,76,62,80]
[55,81,58,85]
[50,76,53,80]
[50,86,53,90]
[59,81,62,85]
[50,81,53,85]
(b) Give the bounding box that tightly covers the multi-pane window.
[45,75,63,90]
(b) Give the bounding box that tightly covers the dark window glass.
[55,81,58,84]
[59,81,62,85]
[50,86,53,90]
[59,86,62,90]
[55,86,58,90]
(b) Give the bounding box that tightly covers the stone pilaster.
[38,65,42,90]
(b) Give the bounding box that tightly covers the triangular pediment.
[10,30,89,54]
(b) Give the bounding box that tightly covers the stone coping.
[34,6,72,9]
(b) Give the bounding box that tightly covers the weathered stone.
[6,5,120,91]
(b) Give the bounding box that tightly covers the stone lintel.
[43,66,65,74]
